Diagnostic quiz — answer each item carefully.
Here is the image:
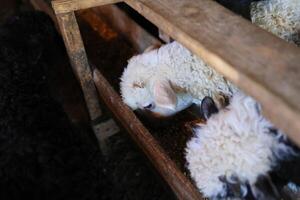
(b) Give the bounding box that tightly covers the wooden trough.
[35,0,300,199]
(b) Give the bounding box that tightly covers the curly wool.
[251,0,300,45]
[120,41,237,110]
[185,92,292,198]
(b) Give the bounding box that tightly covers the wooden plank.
[91,5,161,52]
[52,0,122,14]
[55,11,102,121]
[93,69,203,200]
[125,0,300,146]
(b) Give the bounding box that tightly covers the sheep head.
[120,69,193,117]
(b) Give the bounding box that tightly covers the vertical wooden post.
[55,11,102,122]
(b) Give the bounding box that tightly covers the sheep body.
[121,41,237,112]
[185,92,293,198]
[251,0,300,45]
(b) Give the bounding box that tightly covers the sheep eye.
[144,104,153,110]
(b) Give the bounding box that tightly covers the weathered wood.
[55,11,102,121]
[125,0,300,146]
[91,5,161,52]
[52,0,122,14]
[76,9,119,40]
[93,69,203,200]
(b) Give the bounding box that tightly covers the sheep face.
[121,75,194,117]
[120,58,194,117]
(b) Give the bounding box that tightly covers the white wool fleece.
[251,0,300,46]
[120,41,237,110]
[185,92,291,198]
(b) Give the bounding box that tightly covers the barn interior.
[0,0,300,200]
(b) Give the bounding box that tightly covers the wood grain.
[93,69,203,200]
[52,0,122,14]
[125,0,300,146]
[55,11,102,121]
[91,4,161,52]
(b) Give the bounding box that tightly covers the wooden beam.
[125,0,300,146]
[91,5,161,52]
[93,69,203,200]
[55,11,102,121]
[52,0,122,14]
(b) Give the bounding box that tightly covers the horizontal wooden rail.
[93,69,203,200]
[52,0,122,14]
[125,0,300,146]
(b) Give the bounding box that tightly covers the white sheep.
[185,91,299,199]
[251,0,300,46]
[120,41,237,117]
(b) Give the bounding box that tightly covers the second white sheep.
[120,41,237,117]
[251,0,300,46]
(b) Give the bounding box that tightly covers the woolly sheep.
[185,91,300,199]
[120,41,237,117]
[216,0,300,45]
[251,0,300,46]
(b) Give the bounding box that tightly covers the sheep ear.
[152,79,177,110]
[201,96,219,120]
